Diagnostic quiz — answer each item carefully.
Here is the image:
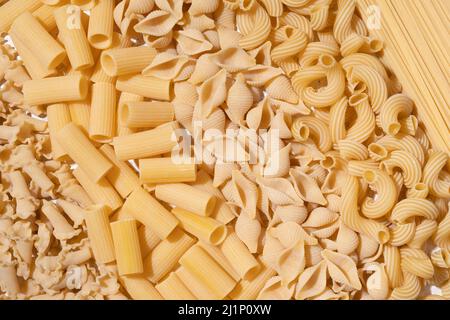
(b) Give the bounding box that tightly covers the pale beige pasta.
[423,151,450,198]
[377,134,425,166]
[156,183,217,217]
[57,199,85,228]
[179,245,237,299]
[338,139,368,160]
[89,82,116,142]
[171,208,226,245]
[56,122,113,182]
[73,167,123,211]
[143,228,195,283]
[271,28,308,64]
[68,99,91,135]
[310,3,330,31]
[155,272,196,300]
[390,272,422,300]
[23,74,89,105]
[110,219,143,276]
[389,222,416,247]
[119,275,163,300]
[347,159,379,177]
[84,204,115,264]
[391,198,439,224]
[54,5,94,71]
[139,158,196,184]
[361,169,397,219]
[291,116,332,153]
[41,200,79,240]
[119,101,174,129]
[112,122,178,160]
[238,4,271,50]
[229,264,277,300]
[406,183,429,199]
[88,0,114,49]
[116,74,171,101]
[294,260,327,300]
[47,104,72,160]
[142,53,194,81]
[408,219,438,249]
[101,46,157,77]
[379,94,414,136]
[382,150,422,189]
[10,11,66,70]
[345,93,375,144]
[121,186,179,239]
[0,266,20,298]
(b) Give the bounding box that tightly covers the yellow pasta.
[156,183,217,217]
[89,82,117,142]
[0,0,42,33]
[423,151,450,198]
[154,272,196,300]
[116,74,172,101]
[139,158,196,184]
[110,219,143,276]
[101,46,157,77]
[121,187,179,239]
[171,208,227,245]
[55,122,113,182]
[143,228,195,283]
[47,104,71,160]
[179,246,237,299]
[119,101,174,129]
[88,0,114,49]
[69,98,91,135]
[73,167,123,211]
[10,11,65,70]
[54,5,94,71]
[119,275,163,300]
[99,144,141,198]
[23,74,89,105]
[84,204,115,264]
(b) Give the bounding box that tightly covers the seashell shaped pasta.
[274,205,308,224]
[262,233,285,268]
[143,52,194,80]
[197,69,228,118]
[217,27,242,50]
[246,97,274,130]
[243,65,283,87]
[257,276,295,300]
[302,207,339,228]
[184,15,216,33]
[248,41,272,66]
[305,245,324,267]
[364,263,390,300]
[174,81,198,106]
[263,144,291,178]
[175,29,213,56]
[209,47,256,73]
[226,73,253,124]
[231,170,258,218]
[256,176,303,206]
[321,249,362,290]
[270,111,292,139]
[155,0,183,19]
[336,222,359,255]
[270,221,318,247]
[189,54,221,85]
[295,260,327,300]
[143,31,173,48]
[276,240,306,285]
[235,211,261,253]
[134,10,179,36]
[213,162,238,188]
[202,108,226,133]
[189,0,220,16]
[289,168,327,205]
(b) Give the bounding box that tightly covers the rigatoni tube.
[47,104,71,160]
[179,246,237,299]
[54,5,94,71]
[99,144,141,198]
[23,74,89,105]
[119,101,174,128]
[101,46,157,76]
[110,219,143,276]
[121,187,179,239]
[0,0,42,33]
[113,123,178,160]
[55,122,112,182]
[156,183,217,216]
[84,204,115,264]
[89,82,117,142]
[171,208,227,245]
[119,276,163,300]
[88,0,114,49]
[116,74,172,101]
[10,11,66,70]
[139,158,196,184]
[73,167,123,211]
[155,272,196,300]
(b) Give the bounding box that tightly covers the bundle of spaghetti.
[357,0,450,155]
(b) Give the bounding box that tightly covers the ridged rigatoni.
[88,82,117,142]
[119,101,174,129]
[156,183,217,217]
[47,104,72,160]
[110,219,143,276]
[101,46,157,76]
[116,74,172,101]
[84,204,115,264]
[139,158,196,184]
[155,272,196,300]
[0,0,42,33]
[171,208,227,245]
[119,275,163,300]
[88,0,114,49]
[121,187,179,239]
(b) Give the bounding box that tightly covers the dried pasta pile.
[0,0,449,300]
